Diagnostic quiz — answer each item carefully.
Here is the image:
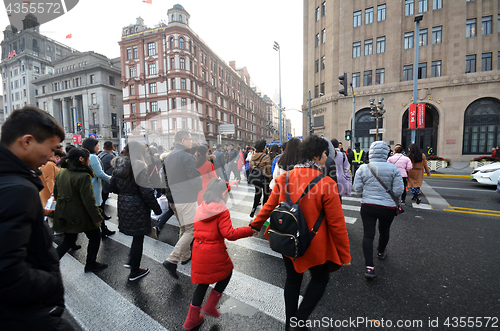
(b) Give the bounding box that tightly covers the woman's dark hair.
[54,149,66,158]
[394,145,404,154]
[82,138,99,154]
[298,135,328,163]
[202,178,229,204]
[60,147,90,168]
[331,138,339,148]
[254,139,266,152]
[269,144,280,160]
[278,138,301,171]
[195,145,208,168]
[407,144,423,163]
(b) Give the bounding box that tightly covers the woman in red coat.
[251,135,351,331]
[183,178,257,330]
[195,145,216,205]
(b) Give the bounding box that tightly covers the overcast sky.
[0,0,304,135]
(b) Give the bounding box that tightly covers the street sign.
[369,128,386,134]
[89,134,96,139]
[219,124,235,134]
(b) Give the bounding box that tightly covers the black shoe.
[84,262,108,273]
[129,268,150,281]
[411,194,417,201]
[377,250,387,260]
[101,226,115,238]
[162,261,179,279]
[152,226,160,240]
[70,244,82,251]
[181,256,192,265]
[102,214,112,220]
[416,197,421,204]
[249,208,256,218]
[365,267,376,279]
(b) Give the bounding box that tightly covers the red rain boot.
[183,304,204,330]
[201,289,222,318]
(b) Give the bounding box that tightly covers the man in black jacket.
[0,106,74,330]
[226,143,241,181]
[162,131,202,279]
[213,144,227,181]
[98,141,115,221]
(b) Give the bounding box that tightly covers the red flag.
[66,34,72,39]
[417,103,425,129]
[409,104,417,129]
[142,0,152,4]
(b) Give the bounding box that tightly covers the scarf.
[294,160,324,172]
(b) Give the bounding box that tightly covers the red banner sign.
[417,103,425,129]
[77,135,82,144]
[409,104,417,129]
[72,135,77,144]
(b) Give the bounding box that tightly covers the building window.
[180,37,185,50]
[314,85,319,98]
[465,54,476,73]
[482,16,492,35]
[431,60,441,77]
[321,1,326,16]
[182,98,187,108]
[91,93,97,104]
[90,74,95,84]
[466,18,476,37]
[463,98,500,154]
[316,7,320,21]
[482,52,492,71]
[320,82,325,95]
[149,82,156,93]
[170,37,174,49]
[419,29,428,46]
[149,63,156,75]
[127,48,131,60]
[150,101,158,112]
[353,11,362,27]
[377,4,386,21]
[365,7,374,24]
[321,56,325,70]
[376,36,386,53]
[405,0,414,16]
[363,70,372,86]
[364,39,373,55]
[352,72,360,88]
[433,0,442,9]
[110,94,116,106]
[321,29,326,43]
[109,76,115,86]
[181,78,186,90]
[315,34,320,47]
[432,26,442,44]
[170,57,175,70]
[404,32,414,49]
[315,60,319,73]
[353,41,361,58]
[133,47,138,59]
[171,78,176,89]
[131,103,136,114]
[172,98,176,109]
[418,62,427,79]
[130,67,136,78]
[180,58,185,70]
[375,68,385,85]
[148,42,155,56]
[130,84,135,95]
[418,0,428,12]
[403,64,413,81]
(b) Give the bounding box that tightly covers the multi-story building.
[263,94,280,142]
[119,5,270,149]
[303,0,500,161]
[1,15,76,124]
[34,52,123,147]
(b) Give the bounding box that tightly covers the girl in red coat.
[183,178,258,330]
[195,145,216,205]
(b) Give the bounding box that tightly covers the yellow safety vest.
[353,150,364,163]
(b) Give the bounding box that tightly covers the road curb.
[429,174,470,178]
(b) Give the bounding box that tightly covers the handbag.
[368,164,404,216]
[248,155,266,187]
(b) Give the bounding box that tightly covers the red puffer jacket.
[191,200,253,284]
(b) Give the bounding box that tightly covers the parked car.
[497,176,500,194]
[470,163,500,186]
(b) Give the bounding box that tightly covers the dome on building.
[173,4,184,10]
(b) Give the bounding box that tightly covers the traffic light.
[345,130,352,141]
[77,122,82,132]
[338,73,348,96]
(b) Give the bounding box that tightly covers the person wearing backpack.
[250,135,351,331]
[249,140,272,218]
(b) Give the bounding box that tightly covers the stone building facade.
[303,0,500,161]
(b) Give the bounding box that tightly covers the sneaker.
[181,256,191,265]
[152,226,160,240]
[416,197,421,204]
[365,267,376,279]
[70,244,82,251]
[377,250,387,260]
[162,261,179,279]
[123,257,132,268]
[84,262,108,273]
[128,268,150,281]
[249,208,257,218]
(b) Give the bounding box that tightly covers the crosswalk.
[59,179,366,330]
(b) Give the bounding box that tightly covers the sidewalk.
[430,161,471,178]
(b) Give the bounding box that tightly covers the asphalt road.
[55,176,500,331]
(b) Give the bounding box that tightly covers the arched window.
[355,108,383,149]
[179,14,182,22]
[32,39,38,49]
[129,28,133,34]
[188,41,191,52]
[170,37,174,50]
[179,37,185,50]
[135,27,139,32]
[171,14,175,22]
[463,98,500,154]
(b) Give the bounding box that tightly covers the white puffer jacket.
[353,141,404,207]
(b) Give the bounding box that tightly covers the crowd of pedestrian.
[1,105,439,331]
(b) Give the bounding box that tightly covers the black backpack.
[267,172,325,259]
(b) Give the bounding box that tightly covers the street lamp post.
[273,41,282,144]
[307,90,324,137]
[412,14,423,144]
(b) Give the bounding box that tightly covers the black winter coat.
[213,149,225,170]
[109,156,161,236]
[0,144,65,329]
[164,144,202,203]
[98,150,115,194]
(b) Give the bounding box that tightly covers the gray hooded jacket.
[353,141,404,207]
